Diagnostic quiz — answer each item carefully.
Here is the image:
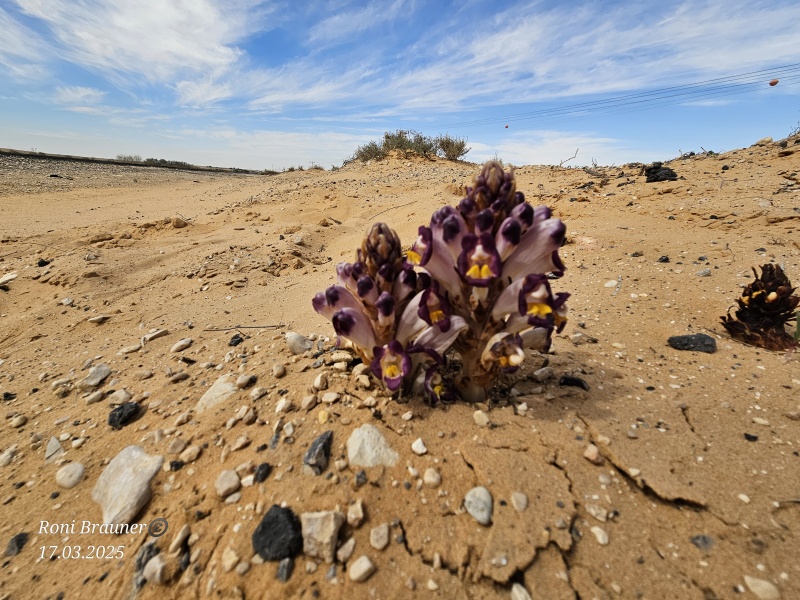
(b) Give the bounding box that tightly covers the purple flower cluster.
[313,161,569,403]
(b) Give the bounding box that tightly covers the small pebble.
[473,410,490,428]
[411,438,427,455]
[348,555,376,582]
[370,523,389,551]
[272,364,286,378]
[590,526,609,545]
[423,468,441,488]
[510,492,528,512]
[171,338,193,353]
[511,583,533,600]
[583,444,604,465]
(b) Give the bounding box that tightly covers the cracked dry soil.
[0,140,799,600]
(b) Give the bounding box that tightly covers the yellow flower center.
[527,302,553,317]
[384,364,401,378]
[407,250,422,265]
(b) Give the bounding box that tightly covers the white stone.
[423,468,441,488]
[45,436,65,464]
[221,547,239,572]
[0,446,16,467]
[235,374,255,389]
[473,410,490,428]
[321,392,340,404]
[285,332,314,355]
[464,487,493,526]
[171,338,193,353]
[301,511,345,563]
[411,438,427,455]
[744,575,780,600]
[143,554,167,585]
[511,492,528,512]
[196,375,238,413]
[179,445,201,463]
[92,446,163,525]
[347,499,365,527]
[590,526,609,545]
[249,386,268,401]
[511,582,533,600]
[215,470,240,498]
[347,425,399,467]
[348,555,376,582]
[336,537,355,563]
[77,364,111,390]
[313,373,328,391]
[370,523,389,551]
[168,524,191,554]
[56,463,84,488]
[107,389,132,405]
[272,364,286,378]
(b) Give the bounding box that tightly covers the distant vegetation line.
[0,148,267,175]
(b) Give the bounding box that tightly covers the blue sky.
[1,0,799,171]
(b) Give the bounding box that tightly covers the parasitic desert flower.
[721,264,799,351]
[313,160,569,403]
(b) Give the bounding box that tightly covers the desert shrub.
[348,131,470,164]
[350,140,387,163]
[435,134,470,161]
[116,154,142,162]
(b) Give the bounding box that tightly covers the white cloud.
[13,0,274,86]
[0,7,49,80]
[53,85,106,105]
[308,0,412,44]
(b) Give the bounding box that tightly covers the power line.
[443,63,800,129]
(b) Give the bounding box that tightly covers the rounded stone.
[55,462,85,488]
[348,555,376,583]
[215,469,241,498]
[464,486,493,526]
[423,468,441,488]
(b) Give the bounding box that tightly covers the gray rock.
[300,511,345,563]
[77,363,111,390]
[285,332,314,355]
[55,463,84,488]
[107,388,132,405]
[195,375,238,413]
[92,446,163,524]
[0,445,16,467]
[464,486,493,526]
[45,437,64,464]
[346,424,398,468]
[303,431,333,475]
[84,390,105,405]
[369,523,389,551]
[215,470,241,498]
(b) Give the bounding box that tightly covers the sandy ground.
[0,139,799,600]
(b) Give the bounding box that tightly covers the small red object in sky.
[769,79,779,86]
[504,124,508,128]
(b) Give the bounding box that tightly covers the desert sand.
[0,138,799,600]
